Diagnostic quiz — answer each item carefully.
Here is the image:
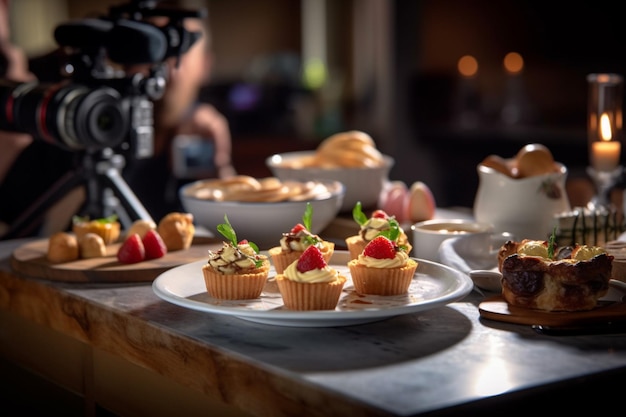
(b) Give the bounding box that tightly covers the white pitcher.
[473,163,570,241]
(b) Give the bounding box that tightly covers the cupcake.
[72,215,121,245]
[268,202,334,274]
[276,245,347,310]
[345,202,412,259]
[348,235,418,295]
[202,215,270,300]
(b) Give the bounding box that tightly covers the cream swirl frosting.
[357,250,409,268]
[280,229,322,252]
[283,261,339,283]
[208,242,265,274]
[360,217,394,242]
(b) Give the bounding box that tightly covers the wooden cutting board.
[11,236,222,283]
[479,280,626,327]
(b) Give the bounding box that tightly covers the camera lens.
[0,79,34,131]
[0,80,129,151]
[74,87,128,149]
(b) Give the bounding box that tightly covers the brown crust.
[500,250,613,311]
[157,212,195,251]
[201,260,270,300]
[347,259,418,295]
[275,274,347,310]
[497,239,552,272]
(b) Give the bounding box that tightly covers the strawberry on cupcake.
[348,235,418,295]
[345,202,412,259]
[268,202,334,274]
[275,245,347,310]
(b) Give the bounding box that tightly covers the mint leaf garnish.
[216,214,237,246]
[352,201,368,226]
[548,226,557,259]
[303,202,313,231]
[216,215,261,261]
[378,218,400,242]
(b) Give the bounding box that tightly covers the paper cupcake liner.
[202,262,270,300]
[276,275,347,310]
[345,236,366,260]
[348,260,417,295]
[73,222,121,245]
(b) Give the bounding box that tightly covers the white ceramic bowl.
[179,179,345,250]
[411,218,495,262]
[266,151,394,212]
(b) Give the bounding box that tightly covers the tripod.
[2,148,154,239]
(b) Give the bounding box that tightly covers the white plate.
[438,233,511,292]
[152,251,473,327]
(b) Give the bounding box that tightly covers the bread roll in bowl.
[515,143,559,177]
[480,155,514,177]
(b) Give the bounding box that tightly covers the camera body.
[171,134,216,179]
[0,0,204,159]
[0,75,156,159]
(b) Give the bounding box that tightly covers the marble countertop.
[2,237,626,416]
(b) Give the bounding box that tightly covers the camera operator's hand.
[176,103,237,179]
[145,9,237,180]
[0,0,36,185]
[0,0,34,82]
[0,40,34,82]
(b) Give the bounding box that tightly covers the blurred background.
[7,0,625,208]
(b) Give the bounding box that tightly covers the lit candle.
[591,113,621,171]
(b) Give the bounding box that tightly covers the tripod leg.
[99,164,155,227]
[1,151,156,240]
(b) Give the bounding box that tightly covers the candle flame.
[600,113,612,141]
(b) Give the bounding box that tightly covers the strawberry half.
[371,210,389,219]
[143,230,167,260]
[296,245,327,273]
[290,223,307,234]
[117,233,145,264]
[363,236,396,259]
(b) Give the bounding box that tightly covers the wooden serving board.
[479,281,626,327]
[11,236,222,283]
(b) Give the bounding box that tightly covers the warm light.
[593,113,620,171]
[503,52,524,75]
[470,352,514,397]
[600,113,612,141]
[458,55,478,78]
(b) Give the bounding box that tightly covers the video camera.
[0,0,207,239]
[0,0,205,159]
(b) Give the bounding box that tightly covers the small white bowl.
[411,219,495,262]
[266,151,394,212]
[179,179,345,250]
